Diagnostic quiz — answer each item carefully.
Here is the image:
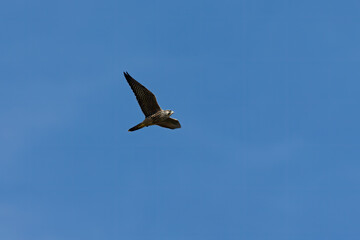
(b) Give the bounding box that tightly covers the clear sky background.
[1,0,360,239]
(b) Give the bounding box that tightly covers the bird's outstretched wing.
[156,118,181,129]
[124,72,161,117]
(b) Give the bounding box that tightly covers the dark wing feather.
[124,72,161,117]
[156,118,181,129]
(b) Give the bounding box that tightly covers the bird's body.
[128,110,174,131]
[124,72,181,132]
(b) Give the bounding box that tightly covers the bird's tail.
[128,122,146,132]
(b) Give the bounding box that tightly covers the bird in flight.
[124,72,181,132]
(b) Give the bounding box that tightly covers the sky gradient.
[1,0,360,239]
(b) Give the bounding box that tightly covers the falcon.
[124,72,181,132]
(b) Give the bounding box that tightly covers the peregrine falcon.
[124,72,181,132]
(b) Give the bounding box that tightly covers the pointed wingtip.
[124,71,133,81]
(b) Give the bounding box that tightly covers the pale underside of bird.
[124,72,181,132]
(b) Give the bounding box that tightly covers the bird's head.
[165,110,174,116]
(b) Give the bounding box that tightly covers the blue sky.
[1,0,360,239]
